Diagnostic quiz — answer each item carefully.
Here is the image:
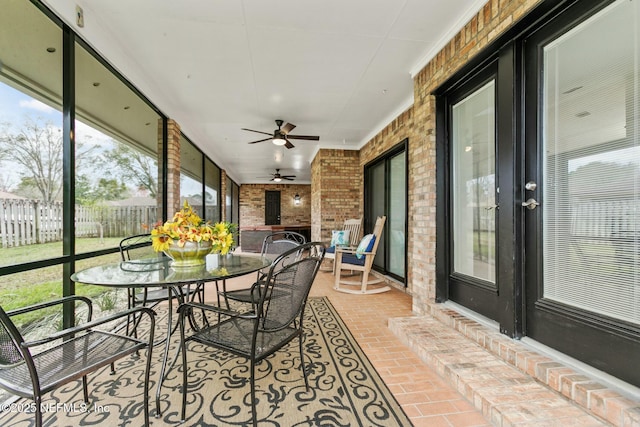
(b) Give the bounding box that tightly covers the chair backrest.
[369,216,386,256]
[261,231,306,257]
[343,218,362,245]
[0,306,26,366]
[259,242,325,331]
[119,234,154,261]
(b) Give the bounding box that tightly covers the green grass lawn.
[0,238,127,329]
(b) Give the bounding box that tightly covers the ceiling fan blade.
[287,134,320,141]
[242,128,273,136]
[281,175,296,179]
[247,137,272,144]
[281,122,296,134]
[283,176,295,181]
[284,140,295,149]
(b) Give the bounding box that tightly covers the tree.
[101,142,158,198]
[0,117,101,202]
[0,117,62,202]
[0,170,16,193]
[75,174,129,205]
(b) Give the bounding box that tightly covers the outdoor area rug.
[0,297,412,426]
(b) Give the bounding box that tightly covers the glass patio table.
[71,253,271,417]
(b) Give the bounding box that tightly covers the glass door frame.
[436,50,522,337]
[523,0,640,386]
[363,139,408,284]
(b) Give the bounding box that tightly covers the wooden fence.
[0,199,158,248]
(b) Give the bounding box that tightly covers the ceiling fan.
[243,119,319,149]
[267,169,295,182]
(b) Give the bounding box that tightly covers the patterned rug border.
[309,297,413,427]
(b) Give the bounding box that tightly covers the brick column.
[165,119,181,218]
[221,170,228,222]
[310,149,361,243]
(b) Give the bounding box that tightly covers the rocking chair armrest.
[8,295,94,320]
[334,245,358,254]
[22,306,156,348]
[178,301,258,320]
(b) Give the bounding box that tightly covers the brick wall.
[310,149,361,243]
[358,108,420,297]
[357,0,541,313]
[164,119,181,219]
[239,184,311,227]
[221,169,228,222]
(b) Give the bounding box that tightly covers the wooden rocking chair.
[334,216,389,294]
[323,217,362,273]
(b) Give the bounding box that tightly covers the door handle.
[521,198,540,210]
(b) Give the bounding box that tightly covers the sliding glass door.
[364,141,407,283]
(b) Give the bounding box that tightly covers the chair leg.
[299,334,309,390]
[250,359,257,427]
[197,282,209,328]
[82,375,89,402]
[34,394,42,427]
[360,271,369,293]
[333,256,343,291]
[143,338,153,426]
[180,312,188,421]
[126,288,137,337]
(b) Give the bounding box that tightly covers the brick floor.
[218,268,640,427]
[310,271,495,427]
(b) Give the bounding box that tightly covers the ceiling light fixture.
[273,176,282,182]
[272,131,286,146]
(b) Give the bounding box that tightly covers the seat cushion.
[341,253,366,266]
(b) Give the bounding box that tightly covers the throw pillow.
[355,234,375,259]
[330,229,350,247]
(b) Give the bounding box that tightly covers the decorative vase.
[164,240,212,268]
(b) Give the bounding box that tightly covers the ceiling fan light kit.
[261,168,296,183]
[272,133,287,146]
[243,119,319,149]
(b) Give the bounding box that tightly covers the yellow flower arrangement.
[151,201,236,255]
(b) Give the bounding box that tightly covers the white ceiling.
[42,0,485,184]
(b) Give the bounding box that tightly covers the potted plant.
[151,201,236,267]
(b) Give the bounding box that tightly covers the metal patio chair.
[218,231,306,307]
[120,234,203,335]
[0,296,155,427]
[178,242,325,426]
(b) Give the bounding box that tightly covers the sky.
[0,81,146,195]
